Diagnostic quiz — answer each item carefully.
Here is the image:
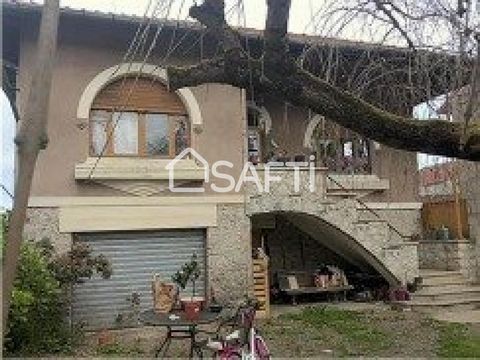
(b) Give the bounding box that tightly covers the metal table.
[139,309,219,358]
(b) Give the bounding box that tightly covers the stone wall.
[24,207,72,253]
[418,241,476,282]
[357,207,422,239]
[262,215,351,279]
[247,175,419,285]
[459,162,480,282]
[207,204,252,303]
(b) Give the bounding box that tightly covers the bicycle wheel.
[254,334,270,360]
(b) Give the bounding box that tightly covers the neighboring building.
[4,2,467,328]
[419,162,455,198]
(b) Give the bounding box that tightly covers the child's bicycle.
[204,299,270,360]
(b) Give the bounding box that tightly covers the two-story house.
[4,2,457,328]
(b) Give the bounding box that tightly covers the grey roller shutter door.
[72,230,206,329]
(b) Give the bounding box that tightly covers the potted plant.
[171,254,202,320]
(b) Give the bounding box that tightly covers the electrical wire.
[0,184,14,199]
[86,0,175,181]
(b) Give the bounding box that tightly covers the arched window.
[89,76,190,157]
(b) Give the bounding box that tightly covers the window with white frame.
[89,76,190,158]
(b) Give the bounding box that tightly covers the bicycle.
[204,299,270,360]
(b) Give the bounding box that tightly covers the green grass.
[96,340,145,356]
[434,321,480,358]
[281,306,392,356]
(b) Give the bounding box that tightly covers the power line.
[0,184,14,199]
[86,0,176,181]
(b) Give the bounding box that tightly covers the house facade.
[3,3,441,328]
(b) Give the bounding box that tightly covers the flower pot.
[183,300,202,320]
[97,328,114,346]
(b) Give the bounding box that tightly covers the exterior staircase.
[399,269,480,313]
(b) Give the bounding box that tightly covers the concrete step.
[413,286,480,302]
[419,269,463,278]
[394,298,480,314]
[420,273,466,287]
[432,309,480,324]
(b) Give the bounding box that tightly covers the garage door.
[72,230,206,329]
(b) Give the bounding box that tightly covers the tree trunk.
[2,0,60,337]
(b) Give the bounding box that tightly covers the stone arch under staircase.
[245,169,419,285]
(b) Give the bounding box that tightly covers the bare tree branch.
[373,0,416,50]
[168,0,480,161]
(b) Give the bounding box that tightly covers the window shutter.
[92,76,187,115]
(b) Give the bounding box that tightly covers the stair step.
[415,285,480,295]
[419,270,463,278]
[394,298,480,313]
[421,275,466,287]
[413,288,480,302]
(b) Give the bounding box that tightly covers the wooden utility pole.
[2,0,60,335]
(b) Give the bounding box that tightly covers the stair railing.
[326,174,410,242]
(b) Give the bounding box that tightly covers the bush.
[5,241,73,354]
[5,239,112,355]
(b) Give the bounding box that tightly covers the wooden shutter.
[92,76,187,115]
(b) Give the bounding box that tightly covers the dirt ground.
[74,303,480,358]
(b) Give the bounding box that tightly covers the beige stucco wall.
[17,20,246,198]
[17,16,419,203]
[263,98,419,202]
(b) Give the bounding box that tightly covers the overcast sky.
[1,92,15,210]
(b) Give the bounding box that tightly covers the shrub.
[5,239,112,355]
[5,241,72,354]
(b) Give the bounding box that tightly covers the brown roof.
[2,0,414,54]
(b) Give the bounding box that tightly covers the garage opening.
[251,213,388,308]
[72,229,206,329]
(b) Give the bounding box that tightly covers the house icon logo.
[165,148,209,193]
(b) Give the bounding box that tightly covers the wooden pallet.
[253,256,270,318]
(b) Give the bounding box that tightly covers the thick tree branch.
[264,0,292,63]
[169,57,480,160]
[189,0,241,52]
[167,0,480,161]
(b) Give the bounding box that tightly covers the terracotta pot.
[97,328,114,346]
[183,300,202,320]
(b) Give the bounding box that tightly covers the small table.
[139,309,219,358]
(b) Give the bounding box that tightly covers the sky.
[25,0,417,44]
[413,97,449,168]
[1,92,15,210]
[0,0,457,208]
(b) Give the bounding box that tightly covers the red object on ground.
[388,287,410,301]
